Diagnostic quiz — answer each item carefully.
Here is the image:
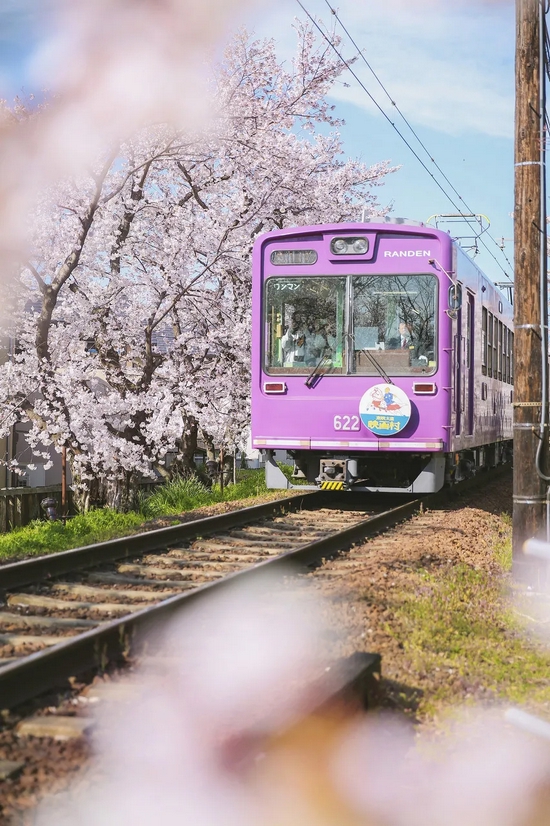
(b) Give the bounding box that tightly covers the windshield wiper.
[350,335,393,384]
[305,340,394,387]
[305,355,332,389]
[359,349,394,384]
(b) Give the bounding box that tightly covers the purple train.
[251,218,513,493]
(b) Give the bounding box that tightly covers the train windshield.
[263,274,437,375]
[351,274,437,375]
[264,277,347,373]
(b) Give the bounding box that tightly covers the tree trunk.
[202,430,216,461]
[103,471,141,512]
[170,415,198,477]
[69,456,140,512]
[69,458,101,513]
[221,453,233,487]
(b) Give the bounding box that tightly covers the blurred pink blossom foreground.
[34,576,550,826]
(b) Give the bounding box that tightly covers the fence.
[0,486,73,533]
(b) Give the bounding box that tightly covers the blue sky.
[247,0,516,287]
[0,1,52,96]
[0,0,516,286]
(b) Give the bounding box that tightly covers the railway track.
[0,492,419,710]
[0,468,512,822]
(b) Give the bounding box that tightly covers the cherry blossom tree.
[0,23,395,511]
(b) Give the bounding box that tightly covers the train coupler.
[316,458,358,489]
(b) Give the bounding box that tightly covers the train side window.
[493,316,498,379]
[466,294,472,369]
[487,313,493,378]
[506,327,511,383]
[502,324,508,382]
[498,321,503,381]
[481,308,487,376]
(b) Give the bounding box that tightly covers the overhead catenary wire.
[295,0,514,283]
[322,0,515,279]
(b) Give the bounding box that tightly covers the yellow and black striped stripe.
[320,480,345,490]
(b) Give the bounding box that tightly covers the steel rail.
[0,491,325,591]
[0,498,419,709]
[0,465,510,593]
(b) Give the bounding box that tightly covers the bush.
[138,470,269,518]
[138,475,214,518]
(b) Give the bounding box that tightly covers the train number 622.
[333,415,360,431]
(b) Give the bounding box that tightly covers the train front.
[251,221,453,493]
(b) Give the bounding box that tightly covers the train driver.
[388,321,414,350]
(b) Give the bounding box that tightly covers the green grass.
[0,469,271,562]
[0,508,144,561]
[386,547,550,717]
[494,512,513,570]
[278,462,311,485]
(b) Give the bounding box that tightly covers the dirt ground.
[307,470,539,721]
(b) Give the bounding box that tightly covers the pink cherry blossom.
[0,24,395,509]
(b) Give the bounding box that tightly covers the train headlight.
[332,238,348,254]
[352,237,368,253]
[330,236,369,255]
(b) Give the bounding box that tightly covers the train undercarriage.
[264,440,513,494]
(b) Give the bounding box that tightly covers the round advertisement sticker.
[359,384,411,436]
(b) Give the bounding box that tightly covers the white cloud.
[252,0,514,139]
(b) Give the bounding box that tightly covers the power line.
[322,0,515,278]
[295,0,514,281]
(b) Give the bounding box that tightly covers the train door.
[465,292,474,435]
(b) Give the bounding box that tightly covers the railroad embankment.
[313,472,550,723]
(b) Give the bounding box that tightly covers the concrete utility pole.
[513,0,548,578]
